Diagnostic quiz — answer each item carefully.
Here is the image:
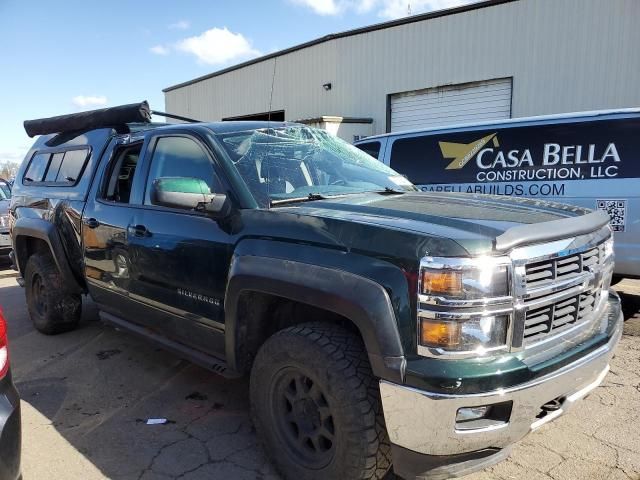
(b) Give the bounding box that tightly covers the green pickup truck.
[10,103,622,479]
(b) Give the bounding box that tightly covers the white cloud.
[169,20,190,30]
[175,27,261,65]
[290,0,340,15]
[289,0,476,19]
[71,95,108,108]
[150,44,170,55]
[354,0,378,14]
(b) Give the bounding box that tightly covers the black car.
[9,102,622,480]
[0,308,21,480]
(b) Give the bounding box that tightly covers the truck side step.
[99,311,242,379]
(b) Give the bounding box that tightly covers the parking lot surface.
[1,264,638,480]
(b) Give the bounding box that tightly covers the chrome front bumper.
[380,298,623,460]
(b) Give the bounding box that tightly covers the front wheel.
[250,322,392,480]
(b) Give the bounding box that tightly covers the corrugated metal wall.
[165,0,640,136]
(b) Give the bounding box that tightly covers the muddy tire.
[250,322,392,480]
[24,253,81,335]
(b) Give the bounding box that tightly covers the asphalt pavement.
[0,263,638,480]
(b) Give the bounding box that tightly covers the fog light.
[456,406,491,423]
[419,315,508,351]
[420,319,461,348]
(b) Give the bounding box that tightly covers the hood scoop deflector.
[494,210,610,252]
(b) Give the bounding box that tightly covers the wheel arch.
[12,217,84,294]
[224,254,406,383]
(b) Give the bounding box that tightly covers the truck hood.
[272,192,598,255]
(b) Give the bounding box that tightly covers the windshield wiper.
[378,187,406,194]
[270,193,341,206]
[270,188,405,207]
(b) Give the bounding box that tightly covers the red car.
[0,308,21,479]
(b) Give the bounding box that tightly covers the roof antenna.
[267,57,277,128]
[407,3,411,15]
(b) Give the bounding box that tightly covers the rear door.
[82,138,148,320]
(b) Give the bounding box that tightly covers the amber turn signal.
[421,270,463,296]
[420,319,461,348]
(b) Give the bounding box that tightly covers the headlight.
[0,214,9,228]
[420,257,510,300]
[418,256,511,356]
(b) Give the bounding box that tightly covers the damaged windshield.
[218,126,415,207]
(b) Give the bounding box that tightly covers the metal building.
[163,0,640,142]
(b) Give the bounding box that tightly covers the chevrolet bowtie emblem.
[439,133,499,169]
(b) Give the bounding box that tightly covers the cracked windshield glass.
[219,126,416,206]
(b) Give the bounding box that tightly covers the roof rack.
[23,101,152,137]
[152,110,201,123]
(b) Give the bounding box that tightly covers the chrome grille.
[524,245,603,289]
[523,288,599,342]
[416,226,613,358]
[520,237,611,347]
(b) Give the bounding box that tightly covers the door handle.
[83,218,99,229]
[127,224,151,237]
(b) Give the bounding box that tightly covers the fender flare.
[225,255,406,382]
[12,217,83,294]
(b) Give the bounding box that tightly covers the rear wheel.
[250,322,392,480]
[25,253,81,335]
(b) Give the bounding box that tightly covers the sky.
[0,0,473,171]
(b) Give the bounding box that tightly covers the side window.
[57,150,88,183]
[0,183,9,200]
[24,153,50,182]
[356,141,381,160]
[44,153,64,182]
[24,149,90,185]
[102,144,142,203]
[389,137,430,184]
[144,136,219,206]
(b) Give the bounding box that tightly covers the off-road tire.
[24,253,81,335]
[250,322,392,480]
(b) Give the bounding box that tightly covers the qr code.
[597,199,626,232]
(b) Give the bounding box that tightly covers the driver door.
[126,133,233,355]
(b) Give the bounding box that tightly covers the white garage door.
[390,78,512,132]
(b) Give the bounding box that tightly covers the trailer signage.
[389,118,640,187]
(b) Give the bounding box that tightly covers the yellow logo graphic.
[439,133,499,169]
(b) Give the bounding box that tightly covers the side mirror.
[151,177,231,219]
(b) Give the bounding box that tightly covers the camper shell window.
[23,148,90,186]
